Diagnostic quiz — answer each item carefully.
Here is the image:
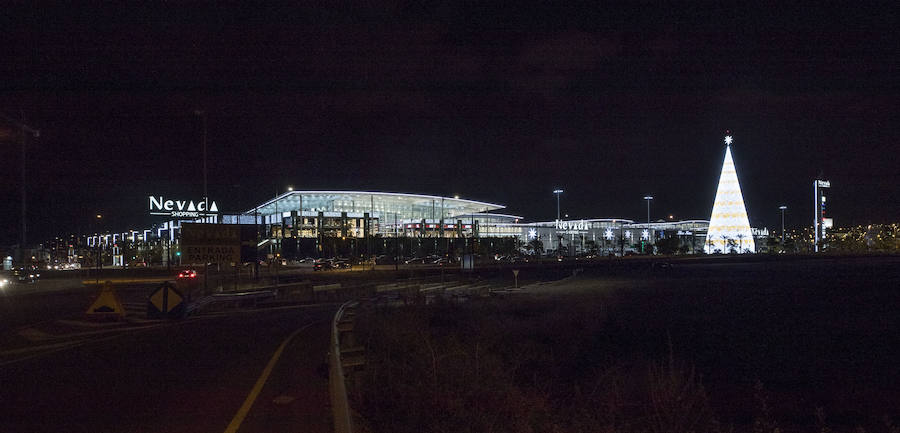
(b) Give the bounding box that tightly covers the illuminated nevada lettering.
[555,219,588,231]
[149,196,219,215]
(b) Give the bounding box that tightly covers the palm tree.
[736,233,745,254]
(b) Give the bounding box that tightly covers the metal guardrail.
[185,290,276,314]
[313,283,342,292]
[329,299,357,433]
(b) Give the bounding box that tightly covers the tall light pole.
[643,196,653,254]
[195,110,209,295]
[1,113,40,264]
[553,189,564,220]
[194,110,208,222]
[779,205,787,250]
[95,214,103,284]
[643,195,653,225]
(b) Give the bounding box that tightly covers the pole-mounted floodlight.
[642,195,654,253]
[643,196,653,224]
[553,189,564,220]
[1,113,40,263]
[779,205,788,250]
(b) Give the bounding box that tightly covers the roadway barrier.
[329,299,358,433]
[420,282,446,291]
[374,283,400,293]
[280,282,313,301]
[313,283,342,292]
[184,290,276,314]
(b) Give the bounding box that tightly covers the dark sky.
[1,3,898,245]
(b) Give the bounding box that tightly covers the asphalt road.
[0,279,160,331]
[0,304,337,433]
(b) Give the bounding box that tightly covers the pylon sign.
[148,282,185,319]
[86,281,126,321]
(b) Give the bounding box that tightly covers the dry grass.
[352,258,900,433]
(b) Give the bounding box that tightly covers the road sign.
[181,223,240,264]
[183,245,240,264]
[148,282,185,319]
[86,281,126,320]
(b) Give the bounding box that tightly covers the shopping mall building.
[62,190,769,267]
[39,135,772,266]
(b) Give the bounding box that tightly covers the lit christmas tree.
[705,134,755,253]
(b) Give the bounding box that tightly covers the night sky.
[1,4,897,245]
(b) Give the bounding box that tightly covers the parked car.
[313,260,333,271]
[333,260,351,269]
[374,255,396,265]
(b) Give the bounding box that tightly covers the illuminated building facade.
[813,179,831,252]
[67,185,774,267]
[234,191,507,239]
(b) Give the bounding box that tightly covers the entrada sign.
[149,196,219,218]
[180,223,240,264]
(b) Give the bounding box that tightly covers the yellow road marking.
[223,322,314,433]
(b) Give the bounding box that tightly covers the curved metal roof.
[530,218,636,226]
[247,191,504,217]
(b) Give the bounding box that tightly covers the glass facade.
[246,191,507,239]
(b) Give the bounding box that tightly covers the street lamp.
[641,196,653,254]
[553,189,564,220]
[643,196,653,224]
[94,214,103,283]
[271,186,293,286]
[779,205,788,251]
[194,110,209,222]
[1,113,40,265]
